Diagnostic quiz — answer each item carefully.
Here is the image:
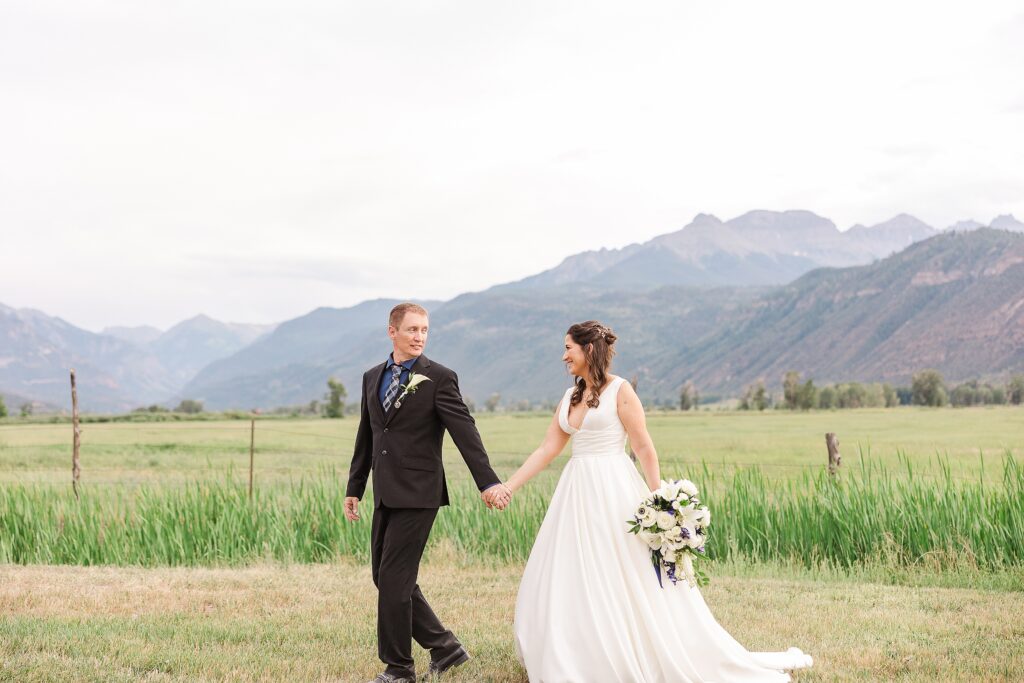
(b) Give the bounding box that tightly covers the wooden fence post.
[70,369,81,499]
[249,418,255,500]
[826,432,841,479]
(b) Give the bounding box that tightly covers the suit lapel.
[370,361,388,423]
[383,354,431,426]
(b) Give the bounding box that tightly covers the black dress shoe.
[368,673,414,683]
[420,647,470,680]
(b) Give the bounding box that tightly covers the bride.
[495,320,813,683]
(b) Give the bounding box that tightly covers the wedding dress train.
[514,376,813,683]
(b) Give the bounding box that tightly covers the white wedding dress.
[514,376,813,683]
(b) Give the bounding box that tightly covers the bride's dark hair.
[567,320,618,408]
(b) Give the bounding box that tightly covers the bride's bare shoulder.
[614,376,639,402]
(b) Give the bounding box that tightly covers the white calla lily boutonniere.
[394,372,431,409]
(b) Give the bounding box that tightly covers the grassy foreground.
[1,558,1022,682]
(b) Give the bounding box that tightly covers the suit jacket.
[346,354,501,508]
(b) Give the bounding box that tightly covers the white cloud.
[1,0,1022,330]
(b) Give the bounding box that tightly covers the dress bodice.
[558,376,628,458]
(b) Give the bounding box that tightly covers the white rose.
[679,479,699,497]
[662,526,687,548]
[655,511,676,530]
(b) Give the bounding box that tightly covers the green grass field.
[2,406,1020,487]
[2,408,1022,680]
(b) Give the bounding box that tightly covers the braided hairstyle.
[567,320,618,408]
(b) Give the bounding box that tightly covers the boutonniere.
[394,372,431,409]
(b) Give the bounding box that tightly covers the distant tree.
[895,386,913,405]
[1008,375,1024,405]
[465,397,477,414]
[174,399,204,414]
[0,395,7,418]
[19,403,33,417]
[817,386,837,410]
[865,383,887,408]
[739,380,769,411]
[484,393,501,412]
[679,381,699,411]
[307,399,320,415]
[835,382,867,409]
[950,382,975,407]
[782,371,801,410]
[882,383,899,408]
[911,370,947,407]
[951,381,1001,407]
[514,399,532,412]
[325,377,346,418]
[796,380,817,411]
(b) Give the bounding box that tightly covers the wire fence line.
[1,418,1005,487]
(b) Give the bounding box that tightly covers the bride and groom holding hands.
[344,302,813,683]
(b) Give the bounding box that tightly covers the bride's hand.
[482,483,513,510]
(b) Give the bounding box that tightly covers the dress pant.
[371,504,460,678]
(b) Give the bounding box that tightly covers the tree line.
[4,370,1023,421]
[721,370,1024,411]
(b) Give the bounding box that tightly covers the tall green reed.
[2,454,1021,570]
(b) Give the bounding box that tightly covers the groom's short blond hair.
[389,302,429,329]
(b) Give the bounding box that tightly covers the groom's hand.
[481,483,513,511]
[344,496,361,521]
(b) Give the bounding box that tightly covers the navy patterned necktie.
[383,363,403,413]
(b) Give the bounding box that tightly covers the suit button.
[381,450,387,455]
[383,428,389,433]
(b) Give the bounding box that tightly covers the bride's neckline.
[565,376,619,431]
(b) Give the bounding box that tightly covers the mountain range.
[2,210,1022,412]
[498,211,942,291]
[0,309,272,411]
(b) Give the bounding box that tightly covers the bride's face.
[563,335,589,378]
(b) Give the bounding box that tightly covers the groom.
[344,302,512,683]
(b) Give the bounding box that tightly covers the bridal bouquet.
[626,479,710,588]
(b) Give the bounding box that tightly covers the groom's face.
[389,312,429,361]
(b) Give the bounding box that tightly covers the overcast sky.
[2,1,1022,332]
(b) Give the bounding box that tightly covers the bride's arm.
[504,402,571,493]
[617,382,661,490]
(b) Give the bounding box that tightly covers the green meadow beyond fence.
[1,453,1021,570]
